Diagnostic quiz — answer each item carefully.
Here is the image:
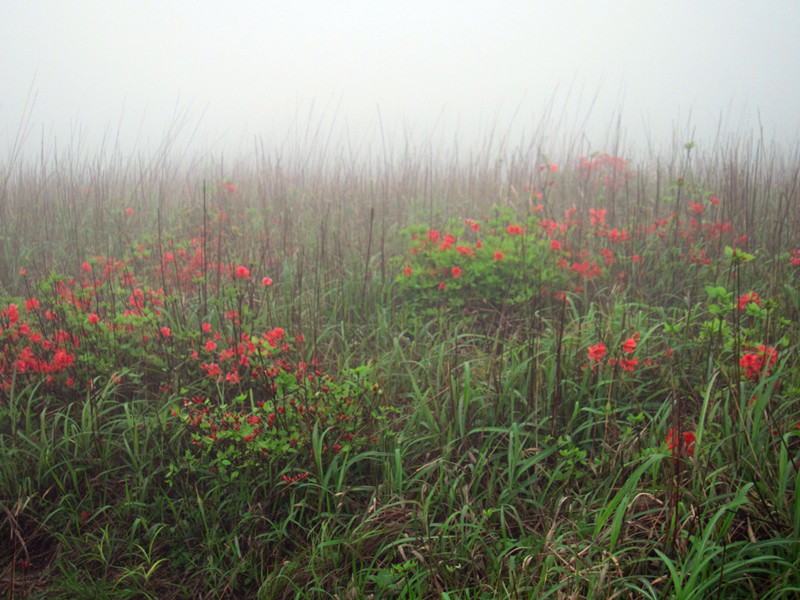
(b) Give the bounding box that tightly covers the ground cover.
[2,140,800,598]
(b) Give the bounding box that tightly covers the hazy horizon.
[3,1,799,165]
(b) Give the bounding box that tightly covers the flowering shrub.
[174,359,385,480]
[2,224,385,484]
[394,207,606,319]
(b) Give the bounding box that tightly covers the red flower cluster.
[737,291,761,311]
[587,333,639,372]
[740,345,777,381]
[667,428,696,458]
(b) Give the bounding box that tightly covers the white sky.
[2,0,799,162]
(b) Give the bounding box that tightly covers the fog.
[3,1,799,164]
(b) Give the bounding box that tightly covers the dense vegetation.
[2,134,800,598]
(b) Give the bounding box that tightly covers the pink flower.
[125,207,135,215]
[262,277,273,286]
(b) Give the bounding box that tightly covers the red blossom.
[622,332,639,354]
[740,345,777,381]
[235,265,250,279]
[451,266,462,279]
[688,201,705,215]
[737,291,761,311]
[667,428,696,458]
[588,342,607,363]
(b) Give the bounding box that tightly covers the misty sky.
[2,1,799,162]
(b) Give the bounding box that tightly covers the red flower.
[589,208,607,228]
[588,342,607,363]
[236,266,250,279]
[24,297,40,312]
[739,345,777,381]
[81,262,91,272]
[790,250,800,267]
[438,281,446,291]
[688,201,705,215]
[221,181,237,194]
[737,291,761,311]
[7,303,19,325]
[160,327,171,337]
[88,313,100,325]
[709,195,720,206]
[262,277,273,286]
[125,207,135,215]
[493,252,504,261]
[451,266,462,279]
[667,428,696,457]
[550,240,562,251]
[403,265,412,277]
[507,225,523,236]
[202,322,212,333]
[19,267,26,275]
[265,327,285,347]
[622,332,639,354]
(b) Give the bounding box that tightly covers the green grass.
[2,135,800,599]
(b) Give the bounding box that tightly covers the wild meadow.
[1,129,800,599]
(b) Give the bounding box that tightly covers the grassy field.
[2,131,800,599]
